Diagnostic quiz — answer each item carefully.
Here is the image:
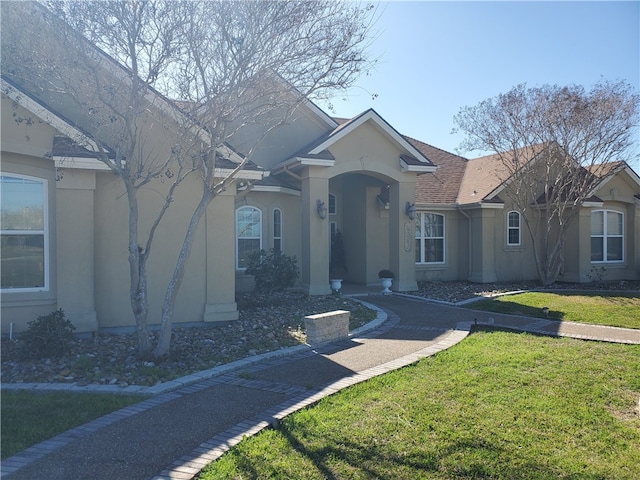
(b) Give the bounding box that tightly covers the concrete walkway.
[2,294,638,479]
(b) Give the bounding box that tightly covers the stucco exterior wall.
[235,190,303,292]
[323,120,419,289]
[56,169,98,333]
[491,202,539,283]
[1,99,59,332]
[92,169,241,331]
[414,208,469,283]
[230,103,332,169]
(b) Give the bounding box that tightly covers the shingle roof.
[53,135,115,159]
[457,144,549,205]
[456,153,509,205]
[406,137,468,205]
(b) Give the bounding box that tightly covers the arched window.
[415,212,445,264]
[236,206,261,269]
[591,210,623,262]
[273,208,282,252]
[1,174,48,291]
[507,211,521,246]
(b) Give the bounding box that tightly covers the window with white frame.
[591,209,623,262]
[236,206,261,269]
[415,212,445,263]
[328,193,336,215]
[507,211,521,246]
[273,208,282,252]
[1,175,48,290]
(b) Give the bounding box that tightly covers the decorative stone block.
[304,310,350,346]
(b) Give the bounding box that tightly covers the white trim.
[457,202,505,210]
[54,156,111,171]
[415,212,446,265]
[418,204,460,211]
[293,156,335,167]
[0,174,49,292]
[2,78,99,152]
[217,168,264,180]
[217,144,246,165]
[588,163,640,198]
[301,97,339,129]
[590,209,624,264]
[506,211,521,246]
[400,158,437,173]
[235,206,262,270]
[328,193,337,215]
[272,207,283,252]
[246,185,300,196]
[309,109,433,167]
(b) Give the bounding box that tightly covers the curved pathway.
[1,294,638,479]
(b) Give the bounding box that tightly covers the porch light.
[317,199,327,219]
[405,202,416,220]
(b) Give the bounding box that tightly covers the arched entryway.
[329,172,396,286]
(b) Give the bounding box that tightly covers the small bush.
[378,269,394,279]
[19,309,76,359]
[246,249,299,294]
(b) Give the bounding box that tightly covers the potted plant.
[329,229,348,292]
[378,269,394,294]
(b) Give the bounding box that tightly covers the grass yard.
[198,330,640,480]
[468,292,640,329]
[1,391,144,459]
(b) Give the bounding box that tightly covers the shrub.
[19,309,76,359]
[246,249,299,294]
[378,269,394,279]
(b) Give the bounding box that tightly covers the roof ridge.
[403,135,469,162]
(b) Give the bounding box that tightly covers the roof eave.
[400,158,437,174]
[54,156,111,171]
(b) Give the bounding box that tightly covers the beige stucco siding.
[1,159,58,332]
[92,170,236,330]
[492,203,539,282]
[235,190,303,292]
[414,208,468,283]
[231,103,333,169]
[56,170,98,333]
[1,98,59,332]
[324,120,420,289]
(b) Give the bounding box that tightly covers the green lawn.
[1,391,144,459]
[198,331,640,480]
[468,292,640,329]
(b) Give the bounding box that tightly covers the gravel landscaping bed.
[1,293,374,387]
[2,281,638,387]
[414,280,640,304]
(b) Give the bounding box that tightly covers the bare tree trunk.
[153,189,213,358]
[125,181,151,356]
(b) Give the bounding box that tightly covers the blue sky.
[318,1,640,168]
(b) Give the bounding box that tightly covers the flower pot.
[380,277,393,294]
[330,278,343,292]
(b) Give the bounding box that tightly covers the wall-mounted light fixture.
[405,201,416,220]
[317,199,327,220]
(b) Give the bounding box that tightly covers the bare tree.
[454,81,639,285]
[152,0,376,357]
[2,1,375,357]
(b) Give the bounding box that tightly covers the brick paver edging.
[0,301,387,396]
[152,317,473,480]
[0,300,388,478]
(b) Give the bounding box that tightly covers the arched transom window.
[236,206,261,269]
